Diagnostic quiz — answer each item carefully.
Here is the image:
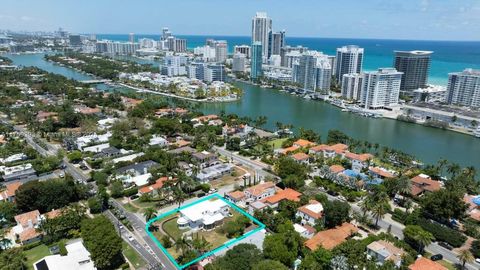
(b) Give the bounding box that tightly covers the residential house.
[191,114,218,125]
[111,152,144,164]
[195,163,234,183]
[36,111,58,122]
[293,223,316,239]
[83,143,110,153]
[408,257,447,270]
[75,132,112,151]
[0,182,22,202]
[149,135,168,147]
[74,105,101,115]
[369,167,396,179]
[93,146,122,158]
[261,188,302,209]
[320,144,349,159]
[293,139,317,148]
[226,191,246,207]
[296,200,323,226]
[121,97,143,109]
[13,210,42,245]
[344,152,373,173]
[329,165,345,175]
[291,152,309,164]
[463,194,480,222]
[410,174,442,197]
[244,181,277,203]
[178,161,193,176]
[0,163,36,182]
[115,160,159,187]
[155,108,188,117]
[33,239,96,270]
[97,118,118,130]
[138,177,174,196]
[168,146,196,155]
[305,223,358,251]
[367,240,406,267]
[177,199,230,231]
[248,201,268,215]
[275,145,299,155]
[192,151,218,169]
[0,153,27,164]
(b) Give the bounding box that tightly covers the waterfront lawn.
[122,241,147,269]
[268,138,288,149]
[24,244,51,270]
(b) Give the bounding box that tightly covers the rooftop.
[305,223,358,250]
[179,198,228,223]
[298,200,323,219]
[262,188,301,205]
[367,240,406,265]
[408,257,447,270]
[245,181,276,197]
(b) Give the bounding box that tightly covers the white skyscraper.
[360,68,403,109]
[214,40,228,63]
[128,33,135,43]
[335,45,364,85]
[446,69,480,108]
[342,73,363,101]
[293,51,332,94]
[251,12,272,63]
[232,53,247,72]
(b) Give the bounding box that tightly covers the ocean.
[96,34,480,86]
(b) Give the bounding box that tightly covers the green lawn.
[268,138,288,149]
[437,260,456,270]
[122,242,146,269]
[162,216,183,239]
[122,202,139,213]
[24,244,51,270]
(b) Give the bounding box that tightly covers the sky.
[1,0,479,41]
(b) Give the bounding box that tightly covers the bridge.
[80,79,112,84]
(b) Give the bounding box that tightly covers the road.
[3,120,175,269]
[217,146,480,270]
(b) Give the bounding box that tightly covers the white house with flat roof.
[33,239,96,270]
[177,199,230,231]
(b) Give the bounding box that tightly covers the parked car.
[438,242,453,250]
[327,190,339,196]
[430,254,443,261]
[475,258,480,263]
[128,235,134,241]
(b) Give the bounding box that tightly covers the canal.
[6,53,480,170]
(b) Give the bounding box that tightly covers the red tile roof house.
[275,145,300,156]
[296,200,323,226]
[329,165,346,175]
[138,177,174,196]
[369,166,396,179]
[291,152,310,165]
[260,188,302,209]
[463,194,480,222]
[0,182,22,202]
[408,257,447,270]
[309,143,349,159]
[410,174,443,197]
[344,152,373,173]
[293,139,317,149]
[225,190,247,207]
[243,181,277,203]
[305,223,358,251]
[12,209,63,245]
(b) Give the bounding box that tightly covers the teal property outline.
[145,193,266,269]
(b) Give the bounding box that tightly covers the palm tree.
[174,236,191,256]
[192,233,211,254]
[359,196,373,216]
[414,229,434,254]
[447,163,461,178]
[396,176,412,196]
[457,249,474,269]
[437,159,448,176]
[143,207,156,222]
[371,194,391,227]
[173,187,186,207]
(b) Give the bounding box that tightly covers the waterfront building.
[446,69,480,108]
[95,40,139,55]
[251,12,272,62]
[251,41,263,80]
[232,53,247,73]
[160,55,188,76]
[128,32,135,43]
[166,36,187,52]
[412,85,446,103]
[268,55,281,67]
[204,64,226,82]
[139,38,157,49]
[234,45,251,58]
[394,50,432,93]
[283,51,302,69]
[193,45,216,62]
[342,73,363,101]
[335,45,364,85]
[292,51,332,94]
[214,40,228,63]
[161,27,172,41]
[281,45,309,67]
[360,68,403,109]
[187,62,206,80]
[270,30,285,56]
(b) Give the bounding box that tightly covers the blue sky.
[1,0,479,40]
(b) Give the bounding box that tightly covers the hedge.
[417,218,466,248]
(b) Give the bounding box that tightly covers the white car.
[128,235,134,242]
[475,258,480,264]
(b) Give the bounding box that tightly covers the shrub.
[123,187,138,197]
[471,240,480,258]
[417,218,466,248]
[392,209,408,224]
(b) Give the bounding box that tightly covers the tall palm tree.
[396,176,412,196]
[371,194,391,227]
[414,229,434,254]
[175,236,192,256]
[457,249,474,269]
[192,233,211,254]
[173,187,186,207]
[437,159,448,176]
[447,163,461,178]
[143,207,156,222]
[359,196,373,216]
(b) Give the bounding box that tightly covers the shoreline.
[234,77,480,138]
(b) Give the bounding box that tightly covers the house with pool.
[177,199,231,231]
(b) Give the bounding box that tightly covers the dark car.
[438,242,453,250]
[430,254,443,261]
[327,190,339,196]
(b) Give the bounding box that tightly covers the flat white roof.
[180,199,228,222]
[112,152,144,164]
[305,203,323,214]
[34,240,95,270]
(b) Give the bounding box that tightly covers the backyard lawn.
[268,138,288,149]
[24,244,51,270]
[210,167,246,188]
[122,241,147,269]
